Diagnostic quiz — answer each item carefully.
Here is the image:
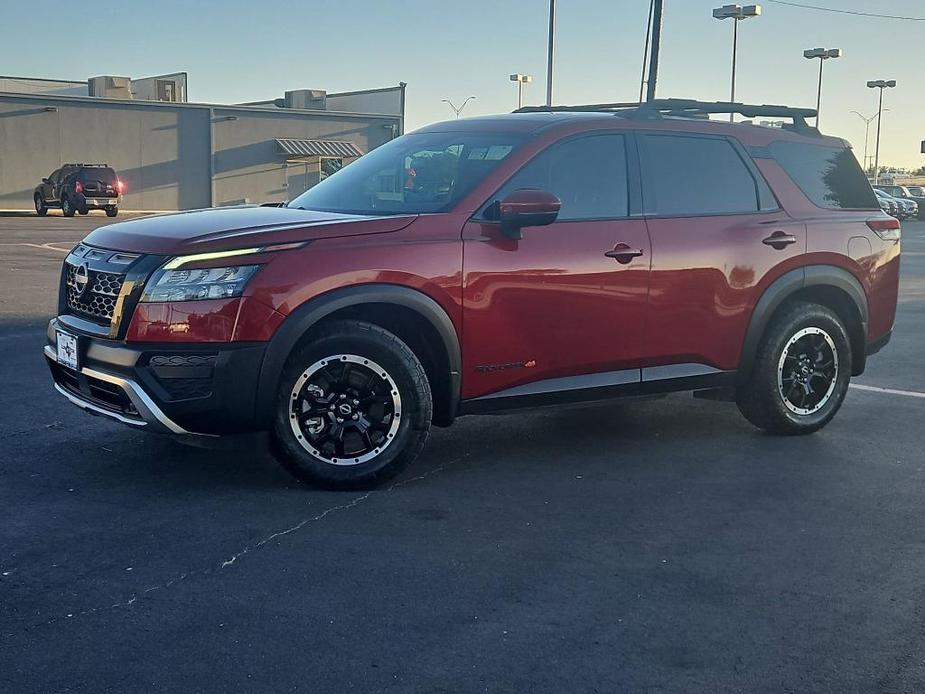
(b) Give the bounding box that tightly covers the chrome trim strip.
[472,363,725,401]
[472,368,642,400]
[45,346,194,436]
[641,364,724,381]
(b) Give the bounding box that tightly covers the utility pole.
[546,0,556,106]
[645,0,664,102]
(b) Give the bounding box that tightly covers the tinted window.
[290,132,524,215]
[488,134,629,220]
[640,134,762,216]
[79,167,117,184]
[770,142,878,210]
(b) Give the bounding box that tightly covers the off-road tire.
[737,301,852,435]
[271,320,432,489]
[34,195,48,216]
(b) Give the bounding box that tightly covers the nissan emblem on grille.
[73,262,90,298]
[64,260,126,325]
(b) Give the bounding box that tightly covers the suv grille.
[65,263,125,324]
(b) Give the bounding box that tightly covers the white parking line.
[0,243,70,253]
[850,383,925,399]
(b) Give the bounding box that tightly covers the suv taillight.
[116,179,125,194]
[75,181,83,194]
[867,217,901,241]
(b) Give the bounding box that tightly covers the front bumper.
[46,318,266,435]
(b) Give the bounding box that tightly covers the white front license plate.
[56,331,79,371]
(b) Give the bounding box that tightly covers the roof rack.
[514,99,819,134]
[62,162,111,168]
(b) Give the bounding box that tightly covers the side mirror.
[496,189,561,240]
[42,178,50,184]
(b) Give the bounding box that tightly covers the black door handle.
[762,231,798,250]
[605,244,644,264]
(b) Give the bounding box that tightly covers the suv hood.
[82,206,417,255]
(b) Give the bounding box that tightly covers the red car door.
[461,132,652,400]
[637,132,805,373]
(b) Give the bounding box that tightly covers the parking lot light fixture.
[510,74,534,110]
[803,47,841,128]
[851,109,888,177]
[867,79,897,183]
[712,4,762,122]
[441,96,477,119]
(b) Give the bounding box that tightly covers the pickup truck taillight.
[116,179,125,194]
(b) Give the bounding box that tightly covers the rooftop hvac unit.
[284,89,327,110]
[88,75,133,99]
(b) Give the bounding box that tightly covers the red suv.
[46,100,901,488]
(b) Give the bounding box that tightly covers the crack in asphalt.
[5,454,469,636]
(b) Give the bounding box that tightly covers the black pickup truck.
[34,164,123,217]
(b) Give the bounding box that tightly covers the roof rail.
[514,99,819,134]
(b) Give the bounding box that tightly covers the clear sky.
[4,1,923,168]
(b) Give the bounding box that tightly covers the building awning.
[276,138,363,159]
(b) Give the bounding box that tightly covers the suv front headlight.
[140,265,260,302]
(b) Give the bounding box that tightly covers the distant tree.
[914,166,925,176]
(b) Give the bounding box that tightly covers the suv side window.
[488,133,629,220]
[639,134,768,216]
[770,142,878,210]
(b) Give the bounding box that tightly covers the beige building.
[0,74,405,210]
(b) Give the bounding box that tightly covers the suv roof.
[421,99,849,149]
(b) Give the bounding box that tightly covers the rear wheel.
[34,195,47,216]
[272,321,432,489]
[78,207,89,215]
[61,195,75,217]
[106,206,118,218]
[736,301,852,435]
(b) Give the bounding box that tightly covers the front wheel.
[272,320,432,489]
[34,195,47,216]
[736,302,852,435]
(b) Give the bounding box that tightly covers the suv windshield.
[289,132,525,215]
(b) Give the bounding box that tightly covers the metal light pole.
[867,79,897,183]
[510,74,534,109]
[546,0,556,106]
[803,48,841,128]
[851,110,887,177]
[712,4,762,121]
[441,96,476,119]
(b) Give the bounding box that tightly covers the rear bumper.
[76,194,119,209]
[46,318,266,435]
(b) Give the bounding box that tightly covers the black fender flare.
[254,284,462,428]
[737,265,869,382]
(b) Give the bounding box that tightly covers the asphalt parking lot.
[1,211,924,693]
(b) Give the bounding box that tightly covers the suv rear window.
[639,134,771,216]
[79,167,117,184]
[770,142,877,210]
